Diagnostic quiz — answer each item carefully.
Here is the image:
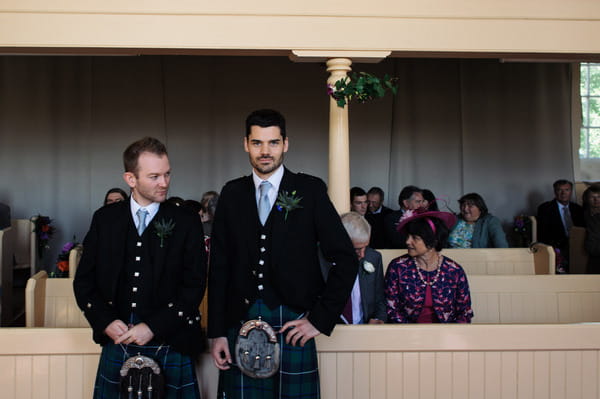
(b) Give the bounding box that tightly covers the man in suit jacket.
[537,179,585,273]
[384,185,424,248]
[325,212,386,324]
[0,202,10,229]
[73,137,206,399]
[365,187,393,249]
[208,109,358,398]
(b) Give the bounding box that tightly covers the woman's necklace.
[416,254,442,286]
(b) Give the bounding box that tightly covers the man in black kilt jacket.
[74,137,207,399]
[208,109,358,398]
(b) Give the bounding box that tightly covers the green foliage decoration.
[328,72,399,108]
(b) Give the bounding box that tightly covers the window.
[580,63,600,158]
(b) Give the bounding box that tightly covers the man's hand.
[115,322,154,346]
[211,337,232,370]
[368,318,384,324]
[279,318,320,347]
[104,320,128,343]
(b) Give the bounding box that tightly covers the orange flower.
[57,260,69,272]
[41,225,50,232]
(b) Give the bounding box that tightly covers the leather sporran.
[235,318,280,378]
[120,354,165,399]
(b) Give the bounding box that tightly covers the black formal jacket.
[537,199,585,249]
[207,168,358,338]
[365,206,393,249]
[73,199,207,355]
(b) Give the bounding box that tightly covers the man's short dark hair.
[350,186,367,201]
[458,193,489,217]
[367,187,384,200]
[123,137,168,175]
[398,185,422,207]
[553,179,573,191]
[405,217,449,252]
[245,109,287,139]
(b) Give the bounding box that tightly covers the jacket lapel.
[148,203,171,285]
[110,200,132,294]
[271,169,295,264]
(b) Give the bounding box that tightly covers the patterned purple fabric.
[385,255,474,323]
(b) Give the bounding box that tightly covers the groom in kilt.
[74,137,207,399]
[208,109,358,398]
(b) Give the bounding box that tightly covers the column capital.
[290,50,390,64]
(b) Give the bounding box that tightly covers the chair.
[68,244,83,278]
[11,218,37,277]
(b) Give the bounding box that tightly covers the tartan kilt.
[218,300,320,399]
[94,342,200,399]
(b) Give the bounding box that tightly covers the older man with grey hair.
[328,212,387,324]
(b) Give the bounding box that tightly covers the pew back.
[470,275,600,323]
[0,227,14,325]
[25,273,88,328]
[380,243,554,275]
[11,219,36,276]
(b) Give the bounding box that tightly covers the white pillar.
[326,58,352,214]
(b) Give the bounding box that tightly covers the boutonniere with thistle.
[275,190,303,220]
[154,218,175,248]
[362,260,375,275]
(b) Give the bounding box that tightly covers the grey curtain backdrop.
[0,56,573,268]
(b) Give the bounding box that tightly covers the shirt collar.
[130,195,160,224]
[252,165,284,193]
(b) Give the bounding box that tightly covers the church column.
[326,57,352,213]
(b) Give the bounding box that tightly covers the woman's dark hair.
[405,217,449,252]
[582,184,600,211]
[422,189,439,211]
[103,187,128,205]
[458,193,488,217]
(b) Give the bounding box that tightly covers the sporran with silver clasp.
[119,353,165,399]
[235,317,280,378]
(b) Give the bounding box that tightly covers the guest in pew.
[385,209,473,323]
[537,179,585,273]
[583,184,600,273]
[0,201,10,229]
[350,186,369,216]
[421,189,439,211]
[365,186,393,249]
[74,137,207,399]
[321,212,386,324]
[199,190,219,237]
[448,193,508,248]
[102,187,128,206]
[384,185,424,249]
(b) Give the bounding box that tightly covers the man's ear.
[123,172,136,189]
[243,137,249,153]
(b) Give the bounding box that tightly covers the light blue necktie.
[258,181,272,225]
[137,208,149,236]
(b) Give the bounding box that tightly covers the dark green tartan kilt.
[94,342,200,399]
[218,300,320,399]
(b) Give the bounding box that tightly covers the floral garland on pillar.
[328,72,398,108]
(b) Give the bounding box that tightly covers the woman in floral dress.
[385,210,473,323]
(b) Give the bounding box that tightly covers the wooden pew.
[68,244,83,279]
[380,243,555,275]
[15,274,600,399]
[24,272,88,328]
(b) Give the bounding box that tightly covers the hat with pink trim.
[396,208,457,234]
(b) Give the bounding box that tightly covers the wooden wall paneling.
[565,351,583,399]
[336,352,353,399]
[386,352,403,399]
[435,352,452,399]
[549,351,567,399]
[419,352,436,398]
[500,351,518,399]
[402,352,419,398]
[452,352,469,399]
[485,352,502,399]
[32,356,49,399]
[581,351,599,399]
[517,351,534,399]
[369,352,386,399]
[15,355,32,399]
[319,352,337,399]
[469,352,486,398]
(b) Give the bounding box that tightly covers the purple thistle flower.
[62,242,75,253]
